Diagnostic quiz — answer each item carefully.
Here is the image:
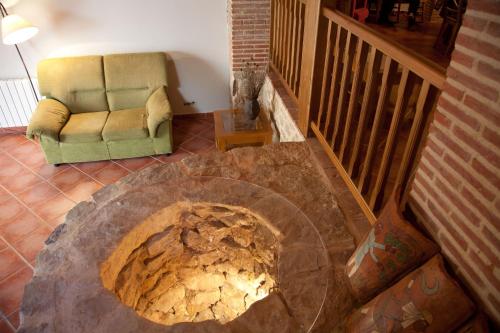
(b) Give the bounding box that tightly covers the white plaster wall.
[0,0,232,114]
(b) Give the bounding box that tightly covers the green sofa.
[26,52,173,164]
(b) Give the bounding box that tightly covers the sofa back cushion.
[103,52,167,111]
[38,56,109,113]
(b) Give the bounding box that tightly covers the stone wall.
[258,72,305,142]
[408,0,500,322]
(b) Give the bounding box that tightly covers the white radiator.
[0,78,40,128]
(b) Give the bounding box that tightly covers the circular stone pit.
[19,176,331,333]
[101,201,279,325]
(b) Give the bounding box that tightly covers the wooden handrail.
[321,7,446,89]
[270,0,308,100]
[308,6,445,220]
[270,1,445,221]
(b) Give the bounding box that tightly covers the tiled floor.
[0,113,215,332]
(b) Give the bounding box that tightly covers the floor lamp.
[0,1,39,102]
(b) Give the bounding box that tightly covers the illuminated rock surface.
[101,202,279,325]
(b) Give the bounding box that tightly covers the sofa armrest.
[146,86,173,138]
[26,99,70,141]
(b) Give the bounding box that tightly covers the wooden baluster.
[316,20,333,127]
[280,0,287,74]
[400,85,438,210]
[287,0,292,80]
[298,0,324,133]
[289,0,298,86]
[277,0,284,71]
[274,0,280,67]
[283,0,290,77]
[294,2,305,95]
[394,80,430,197]
[339,40,369,164]
[331,31,357,150]
[348,47,383,175]
[283,0,293,86]
[272,0,278,63]
[357,55,398,194]
[270,0,273,62]
[368,67,413,209]
[323,27,346,139]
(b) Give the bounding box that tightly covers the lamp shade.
[1,14,38,45]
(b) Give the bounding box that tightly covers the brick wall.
[409,1,500,322]
[228,0,271,72]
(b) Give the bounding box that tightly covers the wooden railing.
[270,2,446,223]
[270,0,307,99]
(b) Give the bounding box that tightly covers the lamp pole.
[0,1,39,102]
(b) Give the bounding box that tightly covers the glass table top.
[220,109,265,133]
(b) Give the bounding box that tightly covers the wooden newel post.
[297,0,325,136]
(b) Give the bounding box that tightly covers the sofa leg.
[166,153,172,156]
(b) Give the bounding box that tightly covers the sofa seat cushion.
[102,108,149,141]
[60,111,109,143]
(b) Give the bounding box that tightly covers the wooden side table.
[213,109,273,152]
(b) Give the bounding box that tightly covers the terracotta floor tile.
[175,120,210,136]
[72,160,113,175]
[0,266,33,317]
[7,141,46,169]
[0,319,15,333]
[0,210,44,244]
[0,162,44,194]
[63,179,103,203]
[0,186,12,206]
[91,163,129,185]
[114,156,156,172]
[0,238,7,251]
[48,167,94,193]
[30,193,75,222]
[0,248,27,281]
[201,117,215,125]
[16,181,61,208]
[0,197,26,227]
[143,159,162,170]
[13,226,53,264]
[0,155,18,170]
[197,127,216,141]
[173,129,194,148]
[7,310,19,330]
[154,148,193,164]
[0,135,28,151]
[199,144,217,155]
[46,213,67,229]
[180,137,215,154]
[29,162,71,180]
